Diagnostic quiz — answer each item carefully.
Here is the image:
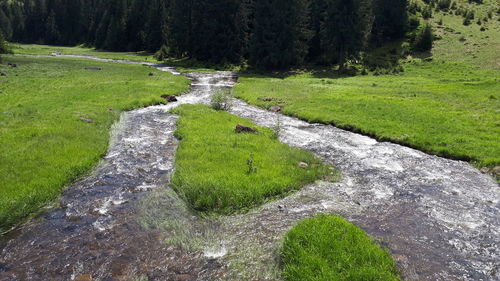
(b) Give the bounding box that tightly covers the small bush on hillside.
[412,23,434,52]
[463,10,475,25]
[154,45,169,61]
[210,89,233,111]
[0,33,10,54]
[422,6,433,19]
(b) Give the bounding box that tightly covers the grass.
[170,104,336,214]
[0,55,190,232]
[281,214,400,281]
[11,43,161,63]
[235,61,499,166]
[429,0,500,70]
[12,43,230,73]
[234,7,500,168]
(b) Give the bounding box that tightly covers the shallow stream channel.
[0,55,499,281]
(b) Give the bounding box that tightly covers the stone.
[393,254,409,264]
[161,94,178,102]
[74,274,93,281]
[298,162,309,168]
[148,72,155,76]
[80,117,95,123]
[492,166,500,176]
[270,106,282,112]
[235,124,257,134]
[0,73,7,77]
[85,67,102,71]
[8,63,17,67]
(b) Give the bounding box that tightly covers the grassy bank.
[235,61,499,166]
[281,214,399,281]
[11,44,161,63]
[235,7,500,167]
[0,55,190,232]
[12,44,228,73]
[171,105,336,214]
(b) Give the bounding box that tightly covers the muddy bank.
[1,55,498,281]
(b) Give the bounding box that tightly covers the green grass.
[281,214,400,281]
[235,7,500,167]
[235,62,500,166]
[11,43,161,63]
[429,0,500,70]
[11,43,231,73]
[0,55,190,232]
[170,104,336,214]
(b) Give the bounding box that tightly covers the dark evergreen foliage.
[412,23,434,52]
[1,0,414,69]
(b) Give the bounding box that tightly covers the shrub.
[154,45,169,61]
[210,89,233,111]
[412,23,434,52]
[0,32,10,54]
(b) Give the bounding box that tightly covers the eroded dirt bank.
[0,56,498,281]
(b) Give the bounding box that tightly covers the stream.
[0,55,498,281]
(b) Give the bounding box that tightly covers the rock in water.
[161,94,178,102]
[298,162,309,168]
[270,106,282,112]
[235,124,257,134]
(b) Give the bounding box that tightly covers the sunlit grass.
[235,60,500,167]
[170,105,337,214]
[11,43,161,63]
[281,214,399,281]
[0,55,190,232]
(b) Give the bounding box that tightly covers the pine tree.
[189,0,246,63]
[249,0,311,70]
[372,0,408,44]
[0,32,10,56]
[321,0,372,70]
[169,0,194,57]
[412,23,433,52]
[0,8,13,40]
[45,9,60,44]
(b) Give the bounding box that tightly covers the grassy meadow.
[11,43,161,63]
[12,44,227,73]
[171,104,336,214]
[0,55,189,232]
[235,6,500,168]
[281,214,399,281]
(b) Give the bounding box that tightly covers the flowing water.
[0,55,498,281]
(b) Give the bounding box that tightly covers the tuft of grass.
[170,104,336,214]
[210,89,233,111]
[0,55,190,232]
[281,214,400,281]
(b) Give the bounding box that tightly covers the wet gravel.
[0,55,498,281]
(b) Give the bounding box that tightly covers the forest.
[0,0,420,69]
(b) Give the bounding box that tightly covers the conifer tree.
[372,0,408,44]
[321,0,372,70]
[249,0,311,69]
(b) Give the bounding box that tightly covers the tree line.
[1,0,416,69]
